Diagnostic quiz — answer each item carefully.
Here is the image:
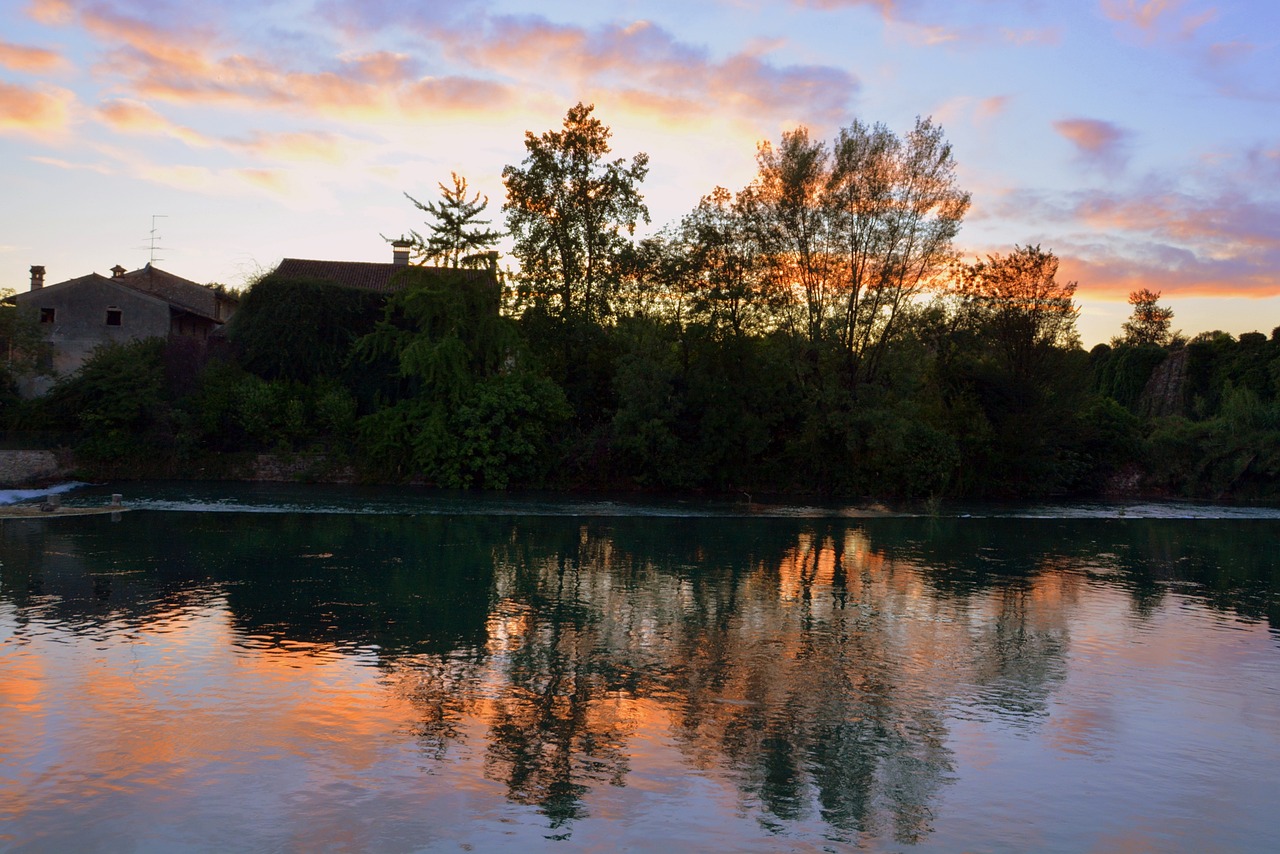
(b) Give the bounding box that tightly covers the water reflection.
[2,511,1278,850]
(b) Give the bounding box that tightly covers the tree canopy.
[1119,288,1175,347]
[503,102,650,323]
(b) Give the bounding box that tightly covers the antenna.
[141,215,168,264]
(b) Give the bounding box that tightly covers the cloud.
[1100,0,1218,39]
[30,1,856,134]
[0,81,75,135]
[95,98,371,165]
[25,0,75,26]
[28,154,114,174]
[95,98,213,147]
[226,131,355,164]
[990,172,1280,299]
[432,16,857,127]
[1053,118,1130,172]
[977,95,1011,121]
[0,39,68,72]
[794,0,1059,48]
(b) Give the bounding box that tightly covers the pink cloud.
[977,95,1011,121]
[433,16,856,126]
[794,0,1059,48]
[1053,118,1130,172]
[0,39,68,73]
[991,175,1280,299]
[1100,0,1218,40]
[227,131,353,164]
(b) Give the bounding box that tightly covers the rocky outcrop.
[0,450,69,487]
[1138,348,1189,418]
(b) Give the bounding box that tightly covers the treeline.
[4,104,1279,499]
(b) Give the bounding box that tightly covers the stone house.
[12,262,238,395]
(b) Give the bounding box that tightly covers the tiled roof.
[272,258,492,294]
[116,264,235,322]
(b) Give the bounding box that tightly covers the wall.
[0,450,66,487]
[15,278,171,395]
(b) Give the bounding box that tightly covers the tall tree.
[957,245,1080,380]
[502,103,650,323]
[402,173,503,268]
[1119,288,1174,347]
[740,117,969,383]
[827,117,969,383]
[743,127,836,347]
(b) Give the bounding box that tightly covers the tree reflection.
[3,509,1278,841]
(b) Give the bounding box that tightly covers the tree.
[957,245,1080,380]
[502,103,650,323]
[678,186,775,338]
[827,117,969,383]
[1119,288,1174,347]
[743,127,835,347]
[401,173,503,268]
[740,117,969,382]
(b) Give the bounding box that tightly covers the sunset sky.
[1,0,1277,344]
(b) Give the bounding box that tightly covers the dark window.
[106,308,122,326]
[39,307,55,324]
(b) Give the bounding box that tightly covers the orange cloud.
[95,98,214,148]
[0,81,74,135]
[237,168,289,193]
[0,39,67,72]
[25,0,74,26]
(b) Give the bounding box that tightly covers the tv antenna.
[140,215,168,264]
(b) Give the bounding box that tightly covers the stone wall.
[0,451,67,487]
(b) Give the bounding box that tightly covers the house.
[12,262,238,395]
[269,240,501,307]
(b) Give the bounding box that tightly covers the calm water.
[2,484,1279,852]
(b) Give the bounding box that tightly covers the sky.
[1,0,1278,346]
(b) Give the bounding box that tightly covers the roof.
[115,264,236,322]
[272,258,494,294]
[17,264,235,323]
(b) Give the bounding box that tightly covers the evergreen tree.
[403,173,503,268]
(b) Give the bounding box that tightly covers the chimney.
[111,265,126,278]
[391,237,412,267]
[485,250,498,273]
[30,265,45,290]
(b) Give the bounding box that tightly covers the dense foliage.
[6,105,1278,500]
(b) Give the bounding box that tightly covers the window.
[39,307,55,324]
[106,307,122,326]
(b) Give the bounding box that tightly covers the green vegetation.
[5,104,1278,500]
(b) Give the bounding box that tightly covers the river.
[2,483,1278,852]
